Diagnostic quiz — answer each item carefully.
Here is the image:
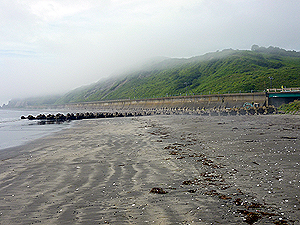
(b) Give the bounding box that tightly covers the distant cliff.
[1,95,60,109]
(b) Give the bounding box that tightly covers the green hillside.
[55,46,300,104]
[3,45,299,109]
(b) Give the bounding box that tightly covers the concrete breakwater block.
[21,106,278,123]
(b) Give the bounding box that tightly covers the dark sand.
[0,114,299,224]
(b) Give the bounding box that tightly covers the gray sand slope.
[0,115,299,224]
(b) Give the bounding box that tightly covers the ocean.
[0,109,72,150]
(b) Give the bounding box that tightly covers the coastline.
[0,109,73,150]
[0,114,299,224]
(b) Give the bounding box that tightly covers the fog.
[1,0,300,105]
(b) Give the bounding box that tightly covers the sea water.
[0,109,71,150]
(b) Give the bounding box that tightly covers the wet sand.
[0,114,299,224]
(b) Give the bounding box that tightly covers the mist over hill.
[3,46,300,108]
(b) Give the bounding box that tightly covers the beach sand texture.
[0,115,299,224]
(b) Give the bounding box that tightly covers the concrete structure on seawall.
[60,92,267,111]
[267,87,300,107]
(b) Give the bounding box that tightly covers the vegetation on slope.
[55,46,300,104]
[3,45,299,108]
[278,100,300,114]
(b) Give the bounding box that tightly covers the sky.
[1,0,300,105]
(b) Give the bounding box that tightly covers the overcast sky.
[1,0,300,105]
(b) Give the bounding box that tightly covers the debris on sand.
[246,202,264,209]
[244,212,262,224]
[149,187,168,194]
[234,198,243,206]
[219,194,232,200]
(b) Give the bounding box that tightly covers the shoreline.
[0,109,75,151]
[0,114,299,224]
[0,120,73,152]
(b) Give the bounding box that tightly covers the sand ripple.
[0,115,299,224]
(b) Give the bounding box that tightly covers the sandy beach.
[0,114,299,224]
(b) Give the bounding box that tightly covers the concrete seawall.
[59,92,267,111]
[25,92,277,120]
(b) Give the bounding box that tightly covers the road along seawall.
[58,92,267,111]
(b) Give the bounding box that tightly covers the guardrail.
[267,88,300,92]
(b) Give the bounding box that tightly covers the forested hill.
[3,46,300,108]
[54,45,300,105]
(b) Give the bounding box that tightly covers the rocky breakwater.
[20,105,278,124]
[200,105,277,116]
[130,105,277,116]
[20,112,142,124]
